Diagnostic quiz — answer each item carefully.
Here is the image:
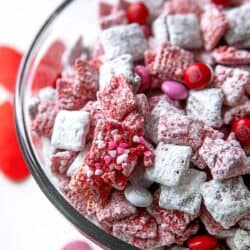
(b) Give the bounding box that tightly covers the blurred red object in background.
[0,101,30,181]
[0,46,22,92]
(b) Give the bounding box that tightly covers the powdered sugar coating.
[234,229,250,250]
[145,143,192,186]
[159,168,207,215]
[100,23,147,61]
[152,15,169,44]
[238,216,250,230]
[225,3,250,46]
[167,14,202,49]
[186,88,224,128]
[214,65,250,107]
[51,110,90,151]
[201,177,250,229]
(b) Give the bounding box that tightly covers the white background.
[0,1,100,249]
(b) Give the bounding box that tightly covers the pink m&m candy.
[62,240,92,250]
[135,65,151,93]
[161,80,188,100]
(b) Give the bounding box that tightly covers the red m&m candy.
[211,0,232,7]
[232,118,250,147]
[126,2,149,25]
[183,62,213,90]
[188,235,218,250]
[0,101,30,181]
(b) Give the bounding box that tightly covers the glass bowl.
[14,0,139,249]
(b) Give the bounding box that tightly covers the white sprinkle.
[108,150,117,158]
[86,169,93,178]
[95,169,103,176]
[96,140,105,149]
[116,153,128,164]
[133,135,140,143]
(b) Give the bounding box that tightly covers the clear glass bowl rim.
[14,1,139,249]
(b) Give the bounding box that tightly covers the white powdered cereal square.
[51,110,90,151]
[152,15,169,44]
[225,3,250,47]
[234,229,250,250]
[201,177,250,229]
[186,88,224,128]
[159,168,207,215]
[145,143,192,186]
[100,23,147,61]
[167,14,203,49]
[99,54,141,91]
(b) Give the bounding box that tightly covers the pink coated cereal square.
[224,100,250,124]
[31,101,58,138]
[98,1,113,18]
[73,59,98,99]
[112,211,157,240]
[214,65,250,107]
[200,5,228,51]
[136,94,150,120]
[122,111,145,134]
[99,10,128,30]
[147,190,199,235]
[96,191,136,223]
[201,177,250,229]
[97,75,137,121]
[199,134,250,180]
[146,43,195,85]
[212,46,250,65]
[50,150,78,179]
[175,222,200,245]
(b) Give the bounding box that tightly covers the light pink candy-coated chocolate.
[62,240,92,250]
[161,81,188,100]
[135,65,151,92]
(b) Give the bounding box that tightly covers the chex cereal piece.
[112,0,129,13]
[225,3,250,46]
[163,0,205,16]
[201,177,250,229]
[200,5,228,51]
[147,190,199,235]
[143,0,165,18]
[200,205,225,235]
[186,88,224,128]
[159,168,207,215]
[199,134,250,180]
[83,101,104,140]
[158,112,205,151]
[212,46,250,65]
[83,119,153,190]
[97,75,137,121]
[214,65,250,107]
[238,216,250,230]
[175,222,200,245]
[50,150,77,179]
[73,59,98,98]
[122,111,144,134]
[99,54,140,91]
[224,100,250,124]
[100,23,147,61]
[99,10,128,30]
[235,39,250,49]
[96,191,136,223]
[129,225,175,249]
[51,110,90,151]
[98,1,113,18]
[136,94,150,120]
[152,15,168,44]
[145,143,192,186]
[29,87,56,119]
[145,96,184,144]
[31,101,58,138]
[234,229,250,250]
[113,211,157,240]
[56,79,87,110]
[146,42,195,84]
[167,14,203,49]
[226,237,238,250]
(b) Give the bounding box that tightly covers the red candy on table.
[187,235,218,250]
[0,102,30,181]
[232,118,250,147]
[0,46,22,92]
[126,2,149,25]
[183,62,213,90]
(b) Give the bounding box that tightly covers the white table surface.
[0,1,101,249]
